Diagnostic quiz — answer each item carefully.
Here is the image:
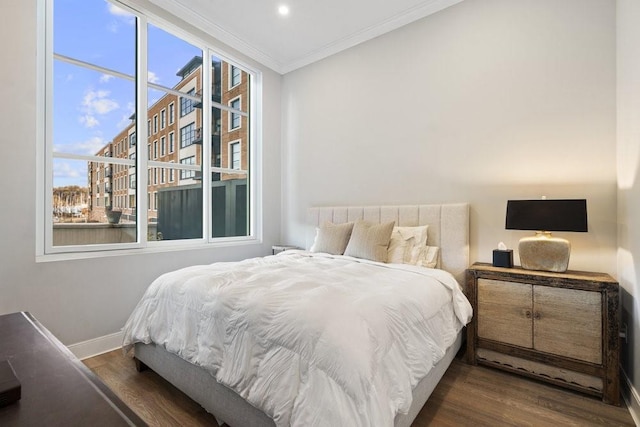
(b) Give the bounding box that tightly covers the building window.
[168,103,175,125]
[180,156,196,180]
[44,0,256,254]
[180,123,196,148]
[230,64,241,88]
[180,89,195,117]
[230,141,241,170]
[229,97,241,130]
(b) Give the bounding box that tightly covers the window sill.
[36,237,262,263]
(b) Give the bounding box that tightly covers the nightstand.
[272,244,301,255]
[466,262,620,405]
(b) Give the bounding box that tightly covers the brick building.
[88,56,250,235]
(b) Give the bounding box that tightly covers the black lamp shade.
[505,199,588,232]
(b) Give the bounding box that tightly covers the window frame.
[38,0,262,259]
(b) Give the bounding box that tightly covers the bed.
[123,203,471,427]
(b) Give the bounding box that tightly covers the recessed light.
[278,5,290,16]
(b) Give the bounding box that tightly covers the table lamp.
[505,199,588,272]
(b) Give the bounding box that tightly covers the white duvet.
[122,251,472,427]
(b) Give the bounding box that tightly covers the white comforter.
[122,251,472,427]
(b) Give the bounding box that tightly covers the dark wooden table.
[0,312,145,426]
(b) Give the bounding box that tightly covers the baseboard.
[68,331,124,360]
[622,370,640,426]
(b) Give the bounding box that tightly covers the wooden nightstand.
[466,263,620,405]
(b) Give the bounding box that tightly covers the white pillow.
[387,225,428,265]
[417,246,440,268]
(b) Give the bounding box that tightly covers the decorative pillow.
[417,246,440,268]
[310,222,354,255]
[387,225,429,264]
[343,220,395,262]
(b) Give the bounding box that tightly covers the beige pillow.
[310,222,354,255]
[387,225,429,264]
[344,220,395,262]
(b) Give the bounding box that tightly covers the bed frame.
[134,203,469,427]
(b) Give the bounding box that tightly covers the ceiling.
[154,0,464,74]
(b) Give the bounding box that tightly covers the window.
[180,156,196,180]
[229,97,241,130]
[180,89,195,117]
[230,141,241,170]
[230,65,241,87]
[43,0,256,254]
[180,123,196,148]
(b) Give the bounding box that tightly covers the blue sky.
[53,0,202,187]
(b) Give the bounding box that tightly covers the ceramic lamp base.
[518,232,570,273]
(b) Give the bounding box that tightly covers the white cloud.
[116,102,136,129]
[99,74,114,83]
[55,136,107,156]
[148,71,160,84]
[107,2,133,18]
[79,89,119,128]
[83,90,119,114]
[53,161,82,179]
[79,115,100,128]
[106,1,135,31]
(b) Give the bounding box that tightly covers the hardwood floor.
[84,350,635,427]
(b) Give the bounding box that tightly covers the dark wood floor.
[84,350,635,427]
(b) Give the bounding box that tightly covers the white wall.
[0,0,282,346]
[617,0,640,420]
[282,0,616,273]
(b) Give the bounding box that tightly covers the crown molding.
[144,0,463,75]
[280,0,464,73]
[149,0,284,73]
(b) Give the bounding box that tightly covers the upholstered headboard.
[307,203,470,286]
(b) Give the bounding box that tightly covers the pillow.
[417,246,440,268]
[387,225,429,265]
[310,222,354,255]
[343,220,395,262]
